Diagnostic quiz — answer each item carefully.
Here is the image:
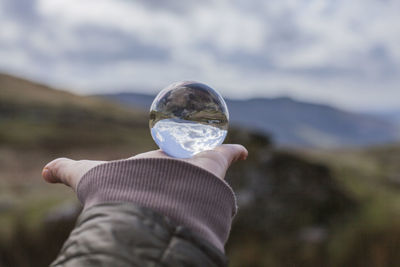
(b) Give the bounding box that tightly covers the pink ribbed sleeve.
[76,158,237,252]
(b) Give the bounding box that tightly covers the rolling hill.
[0,73,151,150]
[100,92,400,148]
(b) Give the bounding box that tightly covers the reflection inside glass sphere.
[149,81,229,158]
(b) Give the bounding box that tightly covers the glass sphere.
[149,81,229,158]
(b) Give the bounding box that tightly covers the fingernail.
[42,168,53,181]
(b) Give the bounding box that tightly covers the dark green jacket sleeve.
[51,203,228,267]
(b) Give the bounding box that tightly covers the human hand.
[42,144,248,191]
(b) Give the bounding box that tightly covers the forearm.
[77,158,237,252]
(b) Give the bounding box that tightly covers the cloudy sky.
[0,0,399,111]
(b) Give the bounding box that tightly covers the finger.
[190,144,248,179]
[42,158,105,190]
[213,144,248,165]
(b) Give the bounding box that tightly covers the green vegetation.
[1,73,400,266]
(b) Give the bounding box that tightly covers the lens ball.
[149,81,229,158]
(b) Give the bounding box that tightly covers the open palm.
[42,144,248,191]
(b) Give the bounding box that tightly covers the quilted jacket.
[51,203,228,267]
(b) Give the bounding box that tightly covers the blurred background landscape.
[1,0,400,266]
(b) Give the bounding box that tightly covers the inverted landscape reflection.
[151,118,227,158]
[149,81,229,158]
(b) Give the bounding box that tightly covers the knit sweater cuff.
[76,158,237,252]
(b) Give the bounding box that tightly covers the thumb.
[213,144,248,164]
[42,158,105,191]
[189,144,248,179]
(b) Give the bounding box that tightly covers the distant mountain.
[100,92,400,148]
[372,111,400,126]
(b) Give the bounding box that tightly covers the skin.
[42,144,248,191]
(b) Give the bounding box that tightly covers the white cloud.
[0,0,399,111]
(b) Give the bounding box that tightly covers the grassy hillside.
[292,145,400,266]
[300,144,400,199]
[0,73,152,150]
